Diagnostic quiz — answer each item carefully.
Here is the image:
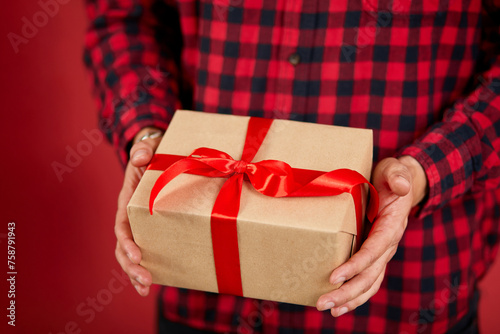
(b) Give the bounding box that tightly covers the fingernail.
[337,307,349,316]
[133,149,147,161]
[322,301,335,310]
[134,284,142,294]
[126,252,132,261]
[135,276,144,285]
[331,276,345,285]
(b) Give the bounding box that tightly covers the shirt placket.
[273,0,308,121]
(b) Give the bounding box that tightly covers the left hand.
[316,156,428,316]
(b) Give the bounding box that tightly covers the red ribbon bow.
[147,117,379,296]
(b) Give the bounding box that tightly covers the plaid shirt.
[84,0,500,333]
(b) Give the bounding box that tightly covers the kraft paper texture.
[128,110,373,306]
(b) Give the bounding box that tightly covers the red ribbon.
[147,117,379,296]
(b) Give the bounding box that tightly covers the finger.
[115,188,144,263]
[330,268,386,317]
[130,141,155,167]
[115,242,152,285]
[115,220,143,264]
[119,164,145,201]
[130,135,162,167]
[328,224,393,286]
[134,284,150,297]
[328,209,408,285]
[317,247,393,310]
[115,242,152,296]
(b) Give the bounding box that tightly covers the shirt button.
[288,53,301,66]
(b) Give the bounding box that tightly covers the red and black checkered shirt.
[84,0,500,332]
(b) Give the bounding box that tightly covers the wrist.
[397,155,428,207]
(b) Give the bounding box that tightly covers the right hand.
[115,127,163,296]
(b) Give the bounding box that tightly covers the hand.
[316,156,428,316]
[115,127,163,296]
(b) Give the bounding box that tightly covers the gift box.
[127,110,377,307]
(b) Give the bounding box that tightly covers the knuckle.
[382,158,400,174]
[130,142,151,158]
[123,260,136,276]
[389,224,407,246]
[388,247,398,259]
[114,223,120,237]
[341,261,359,279]
[114,246,121,259]
[344,301,358,312]
[139,140,156,152]
[372,225,400,249]
[117,186,130,204]
[337,285,355,303]
[358,247,376,266]
[115,244,127,261]
[132,141,148,150]
[373,278,383,292]
[360,280,373,294]
[114,225,126,241]
[391,232,404,246]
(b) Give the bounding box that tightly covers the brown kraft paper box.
[128,110,374,307]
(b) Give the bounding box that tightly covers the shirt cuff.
[110,103,174,167]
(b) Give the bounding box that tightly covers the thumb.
[374,158,412,197]
[388,173,411,197]
[130,142,154,167]
[129,129,163,167]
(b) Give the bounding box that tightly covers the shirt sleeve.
[83,0,182,166]
[398,3,500,218]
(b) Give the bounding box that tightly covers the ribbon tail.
[351,185,363,250]
[351,182,379,248]
[210,174,244,296]
[365,183,379,223]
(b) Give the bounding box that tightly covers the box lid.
[129,110,373,235]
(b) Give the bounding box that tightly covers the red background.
[0,1,498,333]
